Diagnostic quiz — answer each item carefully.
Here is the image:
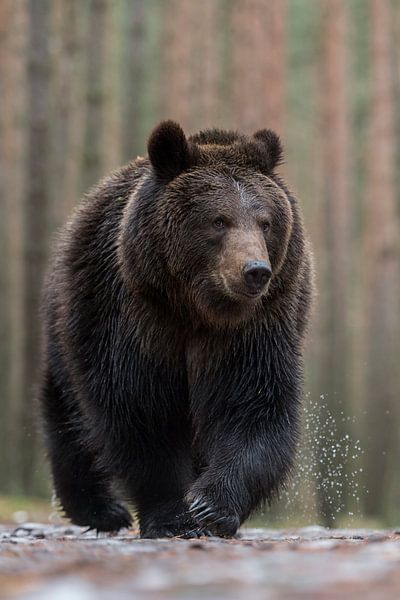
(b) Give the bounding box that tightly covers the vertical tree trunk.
[190,0,220,130]
[162,0,197,132]
[50,0,88,222]
[22,0,52,493]
[263,0,287,134]
[102,1,124,173]
[387,0,400,520]
[0,0,7,488]
[231,0,262,132]
[81,0,108,191]
[121,0,146,159]
[231,0,287,133]
[363,0,399,518]
[0,0,29,493]
[317,0,351,526]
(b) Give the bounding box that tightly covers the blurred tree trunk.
[388,0,400,520]
[162,0,197,132]
[21,0,52,493]
[316,0,351,526]
[363,0,399,518]
[50,0,88,222]
[81,0,107,191]
[0,0,10,490]
[231,0,263,132]
[0,0,29,493]
[102,2,124,173]
[263,0,287,134]
[191,0,220,129]
[232,0,287,133]
[121,0,146,159]
[0,2,9,490]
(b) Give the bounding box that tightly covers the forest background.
[0,0,399,527]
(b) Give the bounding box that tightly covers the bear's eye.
[262,221,271,232]
[213,217,226,230]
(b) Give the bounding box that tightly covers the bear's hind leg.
[40,366,132,532]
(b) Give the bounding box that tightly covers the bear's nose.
[243,261,272,292]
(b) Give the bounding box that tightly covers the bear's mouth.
[230,288,264,301]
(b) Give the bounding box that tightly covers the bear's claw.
[191,506,216,522]
[140,508,213,539]
[188,495,240,538]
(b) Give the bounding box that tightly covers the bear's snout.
[243,260,272,294]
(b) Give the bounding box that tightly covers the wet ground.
[1,523,400,599]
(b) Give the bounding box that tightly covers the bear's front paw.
[187,494,240,538]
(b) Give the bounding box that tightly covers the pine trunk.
[316,0,351,526]
[363,0,399,518]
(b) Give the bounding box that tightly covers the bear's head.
[120,121,294,328]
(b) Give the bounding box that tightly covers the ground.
[1,524,400,599]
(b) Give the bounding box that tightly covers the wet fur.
[39,121,314,538]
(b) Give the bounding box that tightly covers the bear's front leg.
[187,409,299,537]
[187,330,302,537]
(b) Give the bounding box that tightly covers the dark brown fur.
[39,121,314,538]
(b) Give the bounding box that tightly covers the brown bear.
[39,120,314,538]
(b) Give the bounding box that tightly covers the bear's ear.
[252,129,284,172]
[148,120,194,181]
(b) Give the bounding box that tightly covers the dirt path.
[1,524,399,599]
